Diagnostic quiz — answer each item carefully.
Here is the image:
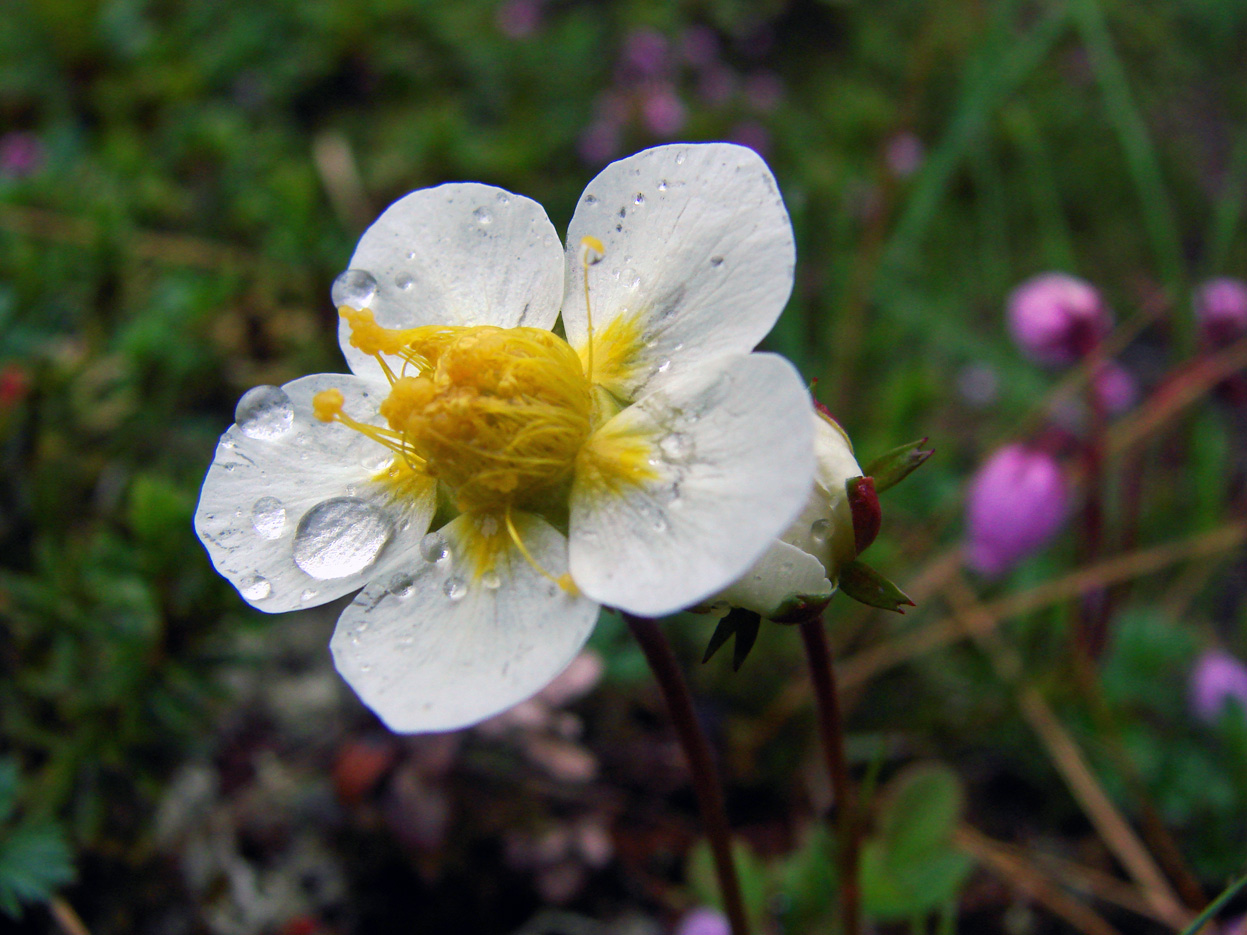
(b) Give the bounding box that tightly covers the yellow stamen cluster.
[316,309,594,515]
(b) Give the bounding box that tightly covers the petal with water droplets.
[195,373,436,612]
[331,512,599,733]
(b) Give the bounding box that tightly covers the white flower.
[196,143,814,732]
[712,408,862,619]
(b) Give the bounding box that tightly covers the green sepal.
[864,438,933,494]
[702,608,763,671]
[839,561,915,613]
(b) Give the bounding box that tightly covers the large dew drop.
[252,496,286,539]
[239,573,271,600]
[293,497,393,580]
[331,269,378,309]
[236,386,294,440]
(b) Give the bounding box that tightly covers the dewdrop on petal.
[1007,273,1111,366]
[965,443,1069,577]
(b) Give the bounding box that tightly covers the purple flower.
[1194,278,1247,349]
[885,132,924,178]
[578,115,622,164]
[730,120,770,157]
[640,83,686,136]
[1093,360,1138,415]
[495,0,543,38]
[743,72,784,113]
[0,132,45,178]
[622,29,670,80]
[681,26,720,69]
[1007,273,1111,366]
[1190,650,1247,723]
[965,444,1069,577]
[676,908,730,935]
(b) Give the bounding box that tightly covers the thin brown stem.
[798,615,861,935]
[623,614,750,935]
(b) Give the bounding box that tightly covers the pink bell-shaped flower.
[965,444,1069,577]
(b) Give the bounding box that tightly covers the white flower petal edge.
[338,183,565,383]
[563,143,795,401]
[569,353,814,617]
[195,374,436,613]
[330,512,599,733]
[715,539,833,619]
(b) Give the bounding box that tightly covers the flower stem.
[798,615,861,935]
[623,613,750,935]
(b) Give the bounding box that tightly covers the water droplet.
[395,273,414,290]
[779,561,794,574]
[675,151,687,165]
[620,267,641,290]
[481,571,501,590]
[659,433,691,460]
[658,179,668,191]
[444,576,468,600]
[300,588,318,603]
[221,438,236,450]
[634,192,645,206]
[239,573,271,600]
[390,573,415,599]
[331,269,378,309]
[709,256,724,268]
[614,223,622,232]
[360,662,372,673]
[252,497,286,540]
[473,206,492,225]
[420,532,450,563]
[406,250,417,260]
[810,518,831,541]
[222,463,236,473]
[655,359,672,373]
[478,515,499,537]
[496,191,511,205]
[618,207,627,219]
[235,385,294,440]
[584,194,598,205]
[292,497,393,580]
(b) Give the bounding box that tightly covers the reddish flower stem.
[623,614,750,935]
[798,615,861,935]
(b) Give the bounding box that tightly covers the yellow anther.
[339,307,422,357]
[580,235,605,267]
[312,388,345,422]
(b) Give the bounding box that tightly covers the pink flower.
[885,132,924,178]
[1007,273,1111,366]
[0,132,44,178]
[1093,360,1138,415]
[676,908,730,935]
[641,84,686,136]
[743,72,783,113]
[681,26,720,68]
[495,0,542,38]
[578,116,622,164]
[1189,650,1247,723]
[622,29,670,79]
[1194,278,1247,349]
[965,444,1069,577]
[730,120,770,157]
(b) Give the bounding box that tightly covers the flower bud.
[965,444,1068,577]
[1194,278,1247,349]
[1189,649,1247,723]
[1007,273,1111,366]
[1093,360,1138,415]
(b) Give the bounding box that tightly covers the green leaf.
[879,764,964,866]
[0,760,17,827]
[838,562,915,613]
[0,823,76,918]
[776,824,839,932]
[863,439,934,494]
[861,843,973,921]
[686,838,773,932]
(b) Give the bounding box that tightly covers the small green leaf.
[839,562,915,613]
[0,823,76,918]
[879,764,964,865]
[776,824,839,931]
[863,439,934,493]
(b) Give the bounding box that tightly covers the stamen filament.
[580,235,605,383]
[504,506,577,594]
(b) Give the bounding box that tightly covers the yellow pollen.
[313,388,344,422]
[338,313,594,513]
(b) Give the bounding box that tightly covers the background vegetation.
[2,0,1246,932]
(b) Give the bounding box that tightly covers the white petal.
[779,412,862,577]
[195,374,436,612]
[714,539,833,620]
[563,143,795,400]
[330,512,600,733]
[337,183,565,382]
[569,353,814,617]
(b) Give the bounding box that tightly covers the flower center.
[317,310,593,513]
